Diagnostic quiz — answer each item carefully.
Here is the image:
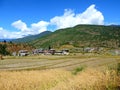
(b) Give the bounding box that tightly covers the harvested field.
[0,54,119,71]
[0,54,120,90]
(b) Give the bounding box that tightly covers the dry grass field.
[0,69,119,90]
[0,54,120,90]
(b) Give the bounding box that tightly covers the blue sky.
[0,0,120,39]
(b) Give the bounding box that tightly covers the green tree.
[0,44,10,55]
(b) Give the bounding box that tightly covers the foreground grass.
[0,69,72,90]
[0,68,119,90]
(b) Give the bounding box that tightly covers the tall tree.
[0,44,9,55]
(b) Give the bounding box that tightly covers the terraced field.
[0,54,119,71]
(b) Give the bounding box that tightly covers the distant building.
[18,50,29,56]
[32,49,44,55]
[44,49,56,55]
[109,49,120,55]
[30,48,69,56]
[61,49,69,55]
[12,52,17,56]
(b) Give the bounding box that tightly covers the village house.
[61,49,69,55]
[32,49,44,55]
[18,50,29,56]
[17,48,70,56]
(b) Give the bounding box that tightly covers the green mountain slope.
[12,31,52,43]
[29,25,120,49]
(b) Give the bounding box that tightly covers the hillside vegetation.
[29,25,120,49]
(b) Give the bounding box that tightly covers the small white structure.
[18,50,29,56]
[109,49,120,55]
[32,49,43,55]
[12,52,17,56]
[62,49,69,55]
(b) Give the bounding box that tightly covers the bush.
[72,66,85,75]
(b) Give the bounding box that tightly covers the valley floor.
[0,54,120,90]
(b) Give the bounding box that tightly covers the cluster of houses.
[11,47,120,56]
[15,49,69,56]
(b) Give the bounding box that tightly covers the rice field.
[0,54,120,90]
[0,54,119,71]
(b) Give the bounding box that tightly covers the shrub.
[72,66,85,75]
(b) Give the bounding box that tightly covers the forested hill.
[29,25,120,49]
[12,31,52,43]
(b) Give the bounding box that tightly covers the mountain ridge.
[12,31,52,43]
[28,24,120,49]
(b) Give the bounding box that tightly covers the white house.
[18,50,29,56]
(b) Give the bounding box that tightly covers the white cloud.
[0,27,8,39]
[11,20,49,38]
[0,27,27,39]
[12,20,28,31]
[0,20,49,39]
[50,4,104,29]
[0,27,21,39]
[31,21,49,34]
[0,4,104,39]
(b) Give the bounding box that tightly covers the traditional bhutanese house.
[18,50,29,56]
